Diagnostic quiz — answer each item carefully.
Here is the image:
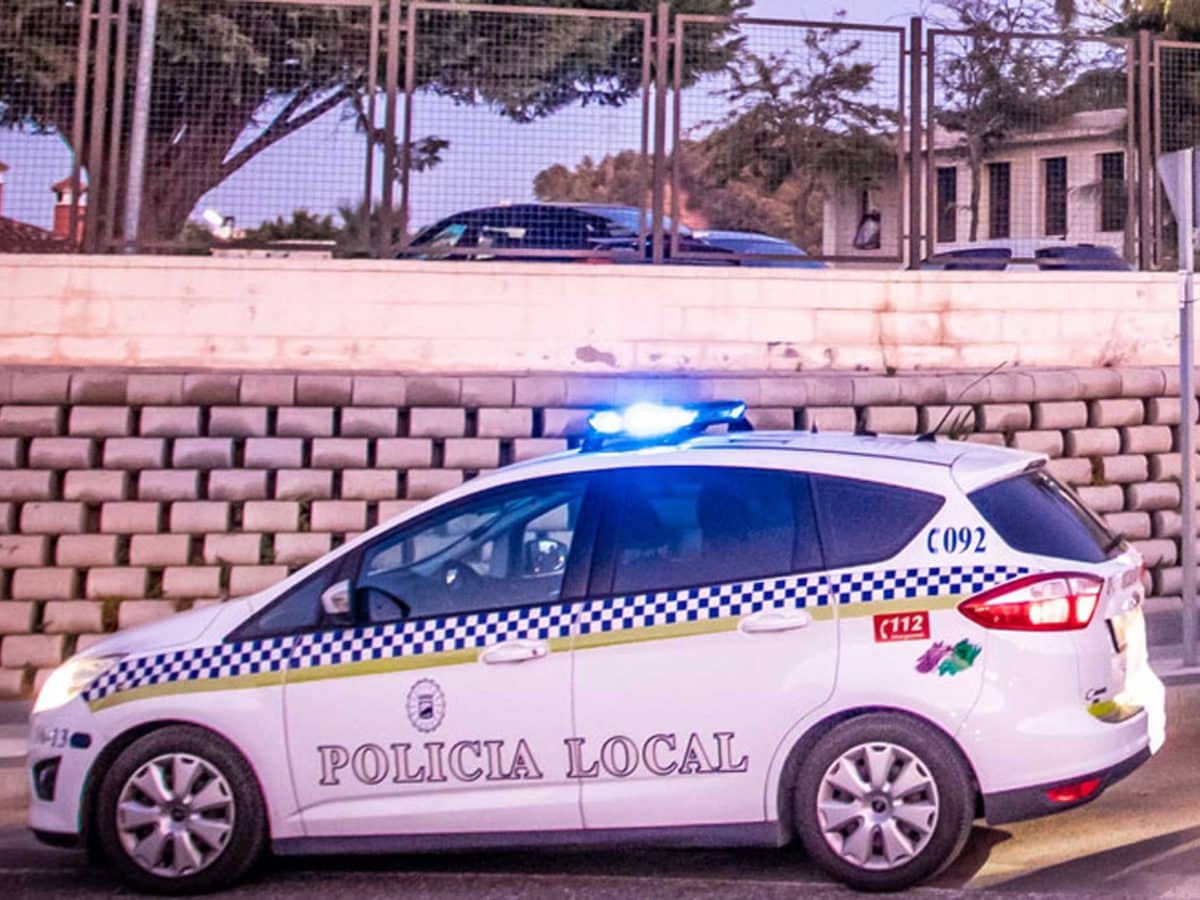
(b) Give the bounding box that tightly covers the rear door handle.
[480,639,549,665]
[739,609,812,634]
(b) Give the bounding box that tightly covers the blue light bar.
[583,400,751,451]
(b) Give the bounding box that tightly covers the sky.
[0,0,925,234]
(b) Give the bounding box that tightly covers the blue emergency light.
[582,400,752,451]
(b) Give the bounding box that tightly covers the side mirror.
[320,580,353,618]
[523,538,568,577]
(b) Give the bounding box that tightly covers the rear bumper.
[982,744,1151,825]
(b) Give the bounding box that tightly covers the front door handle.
[480,639,549,665]
[739,609,812,634]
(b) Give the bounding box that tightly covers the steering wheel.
[441,562,483,592]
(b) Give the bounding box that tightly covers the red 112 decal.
[873,611,931,643]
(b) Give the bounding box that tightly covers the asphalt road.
[1,685,1196,899]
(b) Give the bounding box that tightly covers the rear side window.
[603,467,820,595]
[813,476,945,568]
[969,469,1118,563]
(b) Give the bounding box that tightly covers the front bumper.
[982,744,1152,825]
[26,700,103,840]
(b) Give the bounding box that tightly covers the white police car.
[27,401,1165,893]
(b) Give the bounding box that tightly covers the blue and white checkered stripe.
[829,564,1029,604]
[83,564,1028,706]
[84,635,295,704]
[287,601,575,670]
[576,572,828,636]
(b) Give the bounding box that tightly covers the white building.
[822,108,1131,261]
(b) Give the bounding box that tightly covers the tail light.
[958,572,1104,631]
[1045,777,1101,804]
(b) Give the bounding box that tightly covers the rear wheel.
[792,713,974,892]
[95,725,266,894]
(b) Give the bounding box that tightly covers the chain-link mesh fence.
[0,3,1174,267]
[138,0,378,255]
[1153,41,1200,269]
[0,0,89,252]
[670,15,903,265]
[927,29,1132,268]
[393,2,654,261]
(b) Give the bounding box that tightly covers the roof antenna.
[917,360,1008,442]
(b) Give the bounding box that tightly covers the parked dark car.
[408,203,733,264]
[922,241,1132,271]
[692,230,826,268]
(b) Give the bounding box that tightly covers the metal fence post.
[1177,152,1198,668]
[83,0,113,253]
[650,1,669,265]
[397,0,416,254]
[69,0,95,251]
[122,0,158,253]
[1139,30,1154,270]
[907,17,922,269]
[380,0,401,257]
[102,0,130,250]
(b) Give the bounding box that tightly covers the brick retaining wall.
[0,365,1192,697]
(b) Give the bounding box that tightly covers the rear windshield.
[968,468,1120,563]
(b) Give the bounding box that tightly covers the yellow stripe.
[87,594,961,711]
[835,594,962,620]
[88,670,286,712]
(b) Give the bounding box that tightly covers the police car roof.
[500,430,1043,492]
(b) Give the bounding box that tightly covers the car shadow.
[976,824,1200,893]
[928,825,1014,887]
[265,844,835,885]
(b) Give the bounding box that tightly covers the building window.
[937,167,957,243]
[988,162,1011,239]
[1043,157,1067,236]
[1100,152,1126,232]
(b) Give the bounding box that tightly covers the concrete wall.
[0,364,1191,697]
[0,255,1178,373]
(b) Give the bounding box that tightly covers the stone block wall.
[0,364,1193,696]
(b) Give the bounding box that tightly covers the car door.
[571,465,837,831]
[282,474,595,838]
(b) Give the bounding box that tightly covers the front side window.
[358,479,588,623]
[603,467,819,596]
[813,476,945,569]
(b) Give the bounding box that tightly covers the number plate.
[873,611,931,643]
[1108,607,1142,654]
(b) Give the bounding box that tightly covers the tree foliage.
[240,208,339,244]
[0,0,749,244]
[931,0,1090,241]
[535,21,895,254]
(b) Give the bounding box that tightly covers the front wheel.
[792,713,974,892]
[95,725,267,894]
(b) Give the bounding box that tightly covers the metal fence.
[3,1,1198,268]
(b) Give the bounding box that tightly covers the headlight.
[34,655,124,713]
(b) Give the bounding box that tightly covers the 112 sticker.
[873,611,931,643]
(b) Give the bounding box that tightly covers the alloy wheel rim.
[115,752,235,878]
[815,740,940,871]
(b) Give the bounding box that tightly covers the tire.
[95,725,267,894]
[792,713,974,892]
